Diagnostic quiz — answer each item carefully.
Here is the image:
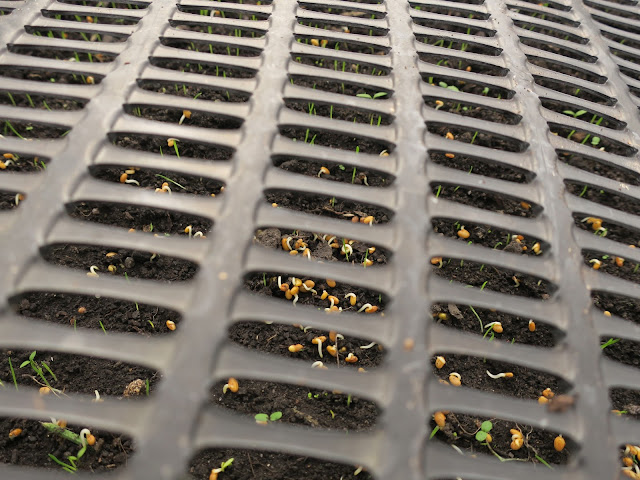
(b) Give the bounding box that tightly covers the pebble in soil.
[432,218,546,255]
[90,166,225,196]
[0,349,158,397]
[0,419,134,471]
[67,201,213,235]
[432,184,539,218]
[41,244,198,282]
[211,378,379,430]
[432,258,554,300]
[265,191,393,225]
[431,354,571,400]
[228,321,385,368]
[429,151,533,183]
[11,292,181,335]
[583,250,640,284]
[430,304,560,347]
[273,155,393,186]
[253,227,389,266]
[244,273,387,314]
[188,448,372,480]
[430,412,572,466]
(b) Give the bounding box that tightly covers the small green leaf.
[591,136,601,145]
[373,92,387,99]
[220,458,234,471]
[20,361,29,368]
[254,413,269,422]
[562,110,574,115]
[356,93,372,99]
[475,431,488,442]
[429,426,440,439]
[438,81,448,88]
[481,420,493,432]
[447,85,460,92]
[270,411,283,421]
[575,110,587,116]
[29,351,36,361]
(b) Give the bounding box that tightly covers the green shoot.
[600,338,620,349]
[145,378,150,396]
[475,420,492,442]
[468,305,483,330]
[8,358,18,390]
[99,320,107,334]
[254,411,283,423]
[535,454,554,469]
[155,174,186,190]
[430,426,440,439]
[562,109,587,119]
[20,351,56,392]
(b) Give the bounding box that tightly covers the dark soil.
[430,304,560,346]
[0,191,22,210]
[573,212,640,247]
[0,419,134,472]
[508,6,579,26]
[566,182,640,216]
[2,120,69,139]
[68,201,213,235]
[528,57,607,84]
[425,98,520,124]
[8,46,116,63]
[429,151,532,182]
[411,4,490,20]
[273,156,392,186]
[417,37,501,56]
[557,151,640,186]
[295,36,388,55]
[289,77,392,99]
[110,134,233,160]
[520,38,597,63]
[41,244,198,281]
[582,250,640,284]
[11,292,180,334]
[91,166,225,196]
[264,191,393,224]
[514,20,587,44]
[0,91,86,111]
[40,12,140,25]
[149,58,257,79]
[138,80,250,103]
[592,291,640,326]
[610,388,640,419]
[422,76,515,100]
[292,54,389,76]
[176,6,270,21]
[279,127,392,155]
[160,38,261,57]
[125,105,243,129]
[57,0,149,7]
[244,273,387,314]
[419,54,507,77]
[170,22,266,39]
[188,449,373,480]
[285,100,393,126]
[601,338,640,369]
[533,76,614,105]
[0,67,101,84]
[427,123,528,152]
[550,128,636,157]
[541,101,622,130]
[431,184,539,218]
[297,5,385,18]
[412,18,495,37]
[296,20,387,37]
[254,226,390,265]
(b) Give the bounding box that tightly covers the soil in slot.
[527,57,607,84]
[292,54,389,76]
[541,100,622,130]
[41,244,198,281]
[169,22,266,38]
[425,98,520,124]
[273,155,392,185]
[298,5,385,18]
[410,4,490,20]
[508,6,579,26]
[138,80,250,103]
[27,28,128,42]
[418,54,507,76]
[551,127,636,156]
[610,388,640,419]
[566,182,640,216]
[289,77,392,98]
[0,91,86,111]
[279,127,392,155]
[125,105,243,129]
[423,76,514,99]
[254,226,389,265]
[0,191,24,210]
[533,76,613,105]
[430,304,559,346]
[160,38,261,57]
[2,120,69,139]
[0,419,134,471]
[417,36,501,55]
[295,36,388,55]
[265,191,393,224]
[582,250,640,284]
[40,12,140,25]
[429,151,531,182]
[0,67,100,85]
[573,213,639,247]
[68,201,213,235]
[514,20,587,44]
[412,18,495,37]
[8,46,116,63]
[601,338,640,369]
[176,7,270,21]
[149,59,256,79]
[557,151,640,186]
[110,134,233,160]
[11,292,181,334]
[211,378,379,430]
[432,184,538,218]
[285,100,392,126]
[297,20,387,37]
[0,155,48,173]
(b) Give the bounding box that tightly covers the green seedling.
[600,338,620,349]
[8,358,18,390]
[356,92,387,99]
[20,351,58,392]
[475,420,493,443]
[438,81,460,92]
[43,423,94,473]
[562,109,587,119]
[145,378,150,396]
[255,412,283,423]
[430,426,440,439]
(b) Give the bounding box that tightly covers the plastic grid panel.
[0,0,638,479]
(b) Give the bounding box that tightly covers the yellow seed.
[310,38,320,46]
[449,373,461,386]
[465,65,472,72]
[271,202,277,207]
[326,279,336,288]
[279,282,289,292]
[538,396,549,404]
[289,250,298,255]
[435,356,446,369]
[318,166,330,176]
[615,257,625,267]
[520,201,531,210]
[86,434,96,446]
[290,286,299,296]
[166,320,176,331]
[39,386,51,395]
[106,252,117,258]
[167,138,176,147]
[504,372,513,378]
[345,353,358,363]
[210,470,219,480]
[321,290,328,300]
[183,110,192,119]
[591,259,602,270]
[554,435,565,452]
[604,311,611,317]
[86,76,95,84]
[78,307,87,314]
[365,305,379,313]
[431,257,443,265]
[435,100,444,107]
[363,258,374,267]
[445,153,455,158]
[108,265,116,273]
[457,228,470,239]
[445,132,454,140]
[328,295,339,306]
[3,153,15,159]
[329,331,337,342]
[119,173,128,183]
[437,313,448,321]
[0,161,6,169]
[533,242,541,255]
[303,280,315,290]
[348,294,356,306]
[288,344,303,353]
[8,428,22,439]
[312,336,327,344]
[542,388,554,399]
[510,429,523,439]
[320,39,328,47]
[434,411,446,427]
[486,433,492,443]
[528,320,536,332]
[362,215,374,225]
[281,237,292,251]
[326,345,338,357]
[623,457,634,467]
[57,420,67,428]
[492,322,503,333]
[226,377,239,393]
[368,246,376,254]
[511,437,524,450]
